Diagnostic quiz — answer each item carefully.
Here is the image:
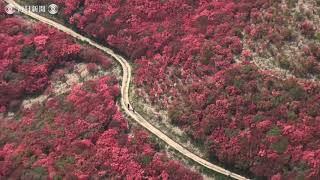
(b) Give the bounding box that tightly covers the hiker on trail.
[127,103,135,113]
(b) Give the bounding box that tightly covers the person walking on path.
[127,103,135,113]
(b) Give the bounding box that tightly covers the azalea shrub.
[0,16,112,113]
[244,0,320,78]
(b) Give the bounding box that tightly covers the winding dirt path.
[4,0,250,179]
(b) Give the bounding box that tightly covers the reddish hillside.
[0,14,201,179]
[17,0,318,178]
[2,0,320,178]
[169,63,320,179]
[0,76,201,179]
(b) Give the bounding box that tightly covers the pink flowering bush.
[0,16,112,112]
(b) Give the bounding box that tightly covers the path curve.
[4,1,250,179]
